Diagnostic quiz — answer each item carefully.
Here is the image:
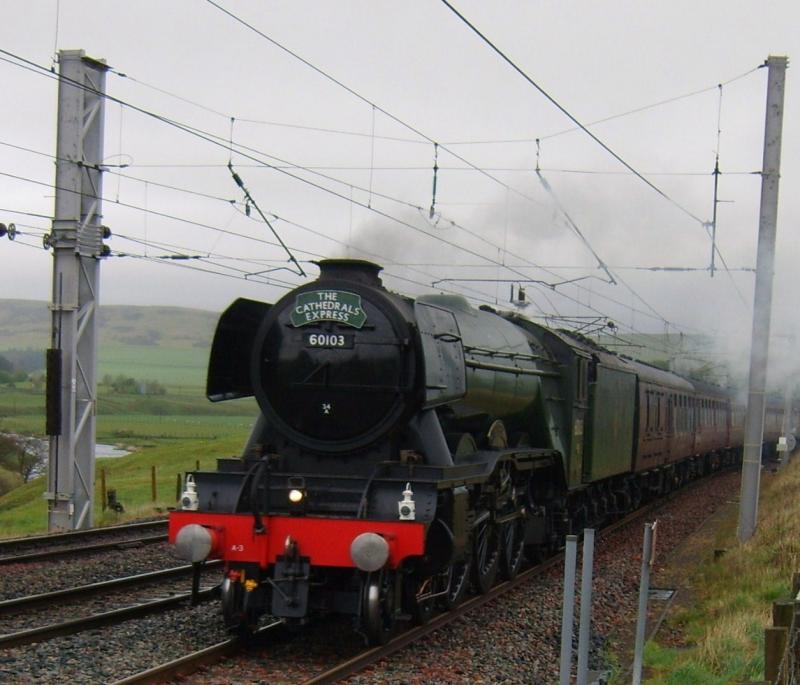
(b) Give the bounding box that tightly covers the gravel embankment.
[185,470,740,685]
[0,542,182,600]
[0,472,740,684]
[0,602,230,684]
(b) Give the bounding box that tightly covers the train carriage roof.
[510,316,696,393]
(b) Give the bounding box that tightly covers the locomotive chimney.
[315,259,383,287]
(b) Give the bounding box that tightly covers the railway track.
[0,468,734,684]
[0,519,168,566]
[0,586,218,649]
[108,472,714,685]
[107,622,285,685]
[0,561,220,615]
[300,489,677,684]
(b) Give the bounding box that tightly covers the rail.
[0,560,221,614]
[0,519,167,552]
[0,587,217,648]
[0,533,168,566]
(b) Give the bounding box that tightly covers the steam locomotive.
[169,259,787,644]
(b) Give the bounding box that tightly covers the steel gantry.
[45,50,109,531]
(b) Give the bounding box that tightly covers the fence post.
[764,626,788,683]
[195,459,200,471]
[559,535,579,685]
[151,465,157,502]
[100,468,107,512]
[773,599,794,628]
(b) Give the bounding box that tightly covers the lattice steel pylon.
[45,50,109,531]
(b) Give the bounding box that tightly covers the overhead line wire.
[438,0,750,309]
[0,58,724,326]
[0,164,690,331]
[0,106,694,331]
[445,66,761,144]
[200,0,617,273]
[0,49,556,314]
[438,0,707,224]
[0,163,517,310]
[112,57,759,149]
[194,4,738,328]
[1,50,706,335]
[0,53,565,315]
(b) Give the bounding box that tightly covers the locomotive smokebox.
[316,259,383,287]
[248,258,420,453]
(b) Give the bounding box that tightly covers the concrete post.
[576,528,595,685]
[559,535,578,685]
[738,55,788,543]
[632,522,655,685]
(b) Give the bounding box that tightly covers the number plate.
[304,332,355,349]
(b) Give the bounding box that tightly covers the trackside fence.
[747,572,800,685]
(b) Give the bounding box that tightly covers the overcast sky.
[1,1,799,375]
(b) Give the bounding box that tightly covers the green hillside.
[0,299,222,386]
[0,299,218,353]
[0,299,257,510]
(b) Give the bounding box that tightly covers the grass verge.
[639,457,800,683]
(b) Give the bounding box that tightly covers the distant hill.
[0,300,219,351]
[0,300,736,387]
[0,300,223,386]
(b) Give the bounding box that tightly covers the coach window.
[657,395,662,431]
[668,395,674,432]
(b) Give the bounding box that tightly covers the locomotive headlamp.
[398,482,415,521]
[180,474,199,511]
[287,476,307,509]
[175,523,217,563]
[350,532,389,572]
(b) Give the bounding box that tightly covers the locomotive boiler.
[168,259,784,643]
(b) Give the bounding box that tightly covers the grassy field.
[0,299,259,534]
[0,376,256,536]
[97,343,210,387]
[0,381,256,446]
[0,437,246,537]
[633,457,800,683]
